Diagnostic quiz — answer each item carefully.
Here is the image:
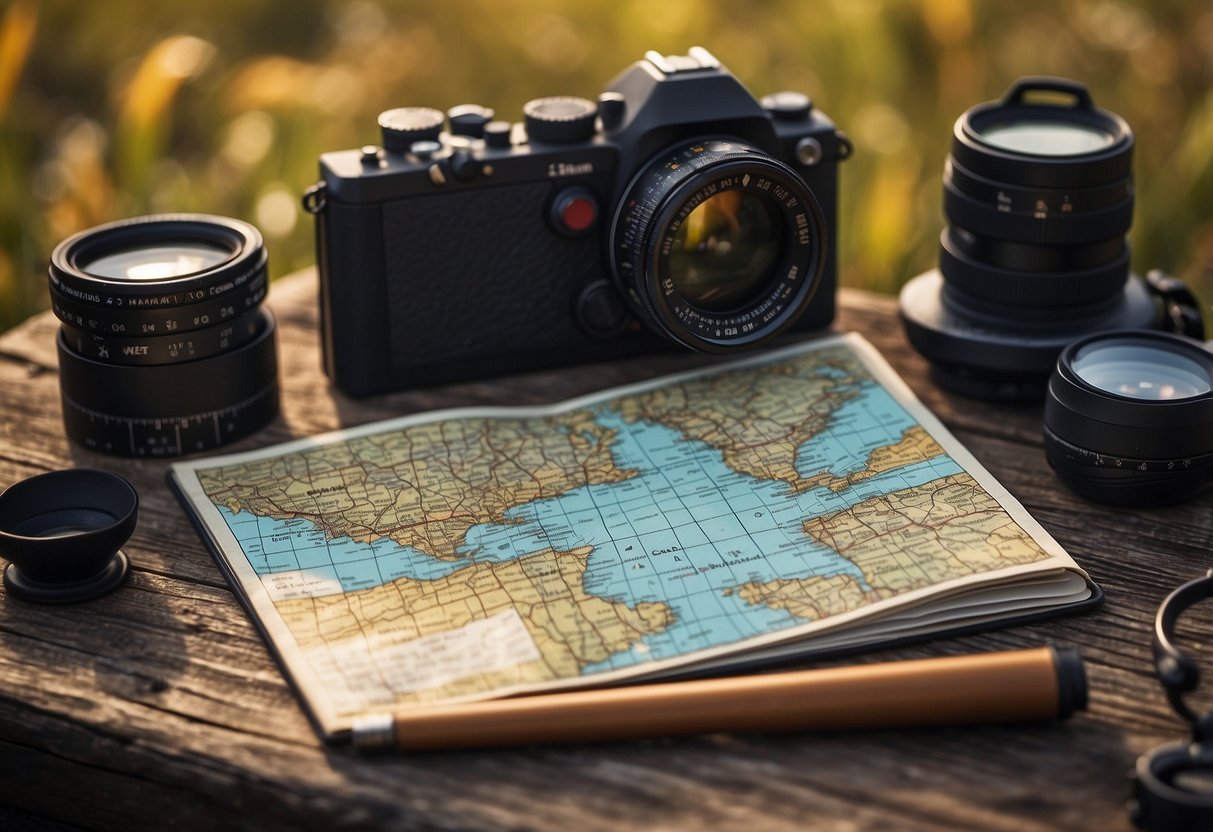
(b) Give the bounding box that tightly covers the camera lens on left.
[48,214,279,457]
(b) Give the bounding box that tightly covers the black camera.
[306,47,850,396]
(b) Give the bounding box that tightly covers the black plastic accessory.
[1130,570,1213,830]
[0,469,138,603]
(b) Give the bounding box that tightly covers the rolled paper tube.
[351,645,1086,752]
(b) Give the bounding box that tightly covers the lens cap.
[0,469,138,603]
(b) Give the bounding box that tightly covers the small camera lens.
[48,214,279,457]
[611,139,826,353]
[1044,331,1213,506]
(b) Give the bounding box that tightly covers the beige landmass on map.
[275,547,673,704]
[200,412,632,560]
[734,473,1051,620]
[801,426,943,493]
[613,346,865,492]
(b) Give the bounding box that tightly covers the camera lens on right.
[1044,331,1213,506]
[900,77,1204,400]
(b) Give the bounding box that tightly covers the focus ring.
[938,229,1128,308]
[57,311,280,457]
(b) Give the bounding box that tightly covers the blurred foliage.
[1,0,1212,333]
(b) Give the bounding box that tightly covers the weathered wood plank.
[0,269,1207,832]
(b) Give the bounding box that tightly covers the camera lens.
[900,77,1203,400]
[1044,331,1213,506]
[48,214,279,457]
[611,139,826,352]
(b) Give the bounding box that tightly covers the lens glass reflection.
[84,243,231,281]
[1071,341,1212,400]
[978,120,1113,156]
[667,190,782,312]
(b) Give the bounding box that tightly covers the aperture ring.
[1043,426,1213,474]
[59,307,267,366]
[50,270,268,336]
[943,179,1134,245]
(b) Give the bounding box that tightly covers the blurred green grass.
[1,0,1211,334]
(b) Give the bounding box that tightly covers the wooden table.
[1,269,1209,831]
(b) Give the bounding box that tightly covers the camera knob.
[483,121,513,149]
[576,281,630,338]
[378,107,445,153]
[597,92,626,131]
[761,91,814,121]
[523,97,598,144]
[448,104,495,138]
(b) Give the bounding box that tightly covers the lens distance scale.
[56,313,280,457]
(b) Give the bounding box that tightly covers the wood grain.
[0,270,1209,831]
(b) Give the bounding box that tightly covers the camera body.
[309,47,849,396]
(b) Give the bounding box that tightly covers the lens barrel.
[1044,331,1213,506]
[610,139,827,352]
[48,214,279,457]
[900,77,1202,400]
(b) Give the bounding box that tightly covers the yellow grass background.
[1,0,1210,333]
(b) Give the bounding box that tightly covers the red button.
[557,192,598,234]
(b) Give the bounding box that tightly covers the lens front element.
[612,140,826,352]
[976,121,1116,157]
[1070,341,1212,401]
[666,190,783,313]
[83,242,232,281]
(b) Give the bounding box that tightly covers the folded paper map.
[170,333,1098,741]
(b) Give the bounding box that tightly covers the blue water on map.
[217,378,962,673]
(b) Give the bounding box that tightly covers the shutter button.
[551,188,598,235]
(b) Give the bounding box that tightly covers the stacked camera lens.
[900,78,1203,400]
[48,214,279,457]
